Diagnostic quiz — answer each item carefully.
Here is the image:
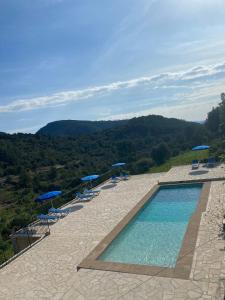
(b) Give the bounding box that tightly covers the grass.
[149,150,209,173]
[0,241,14,265]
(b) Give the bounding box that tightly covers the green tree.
[219,93,225,137]
[132,158,154,174]
[205,107,220,133]
[32,174,40,192]
[9,215,32,231]
[48,166,57,180]
[18,170,32,188]
[151,143,171,165]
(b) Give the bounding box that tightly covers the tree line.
[0,113,214,262]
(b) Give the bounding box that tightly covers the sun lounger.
[37,214,59,223]
[48,207,70,216]
[223,219,225,232]
[84,188,100,196]
[111,175,120,183]
[120,172,129,180]
[75,192,93,202]
[207,158,216,168]
[192,160,199,170]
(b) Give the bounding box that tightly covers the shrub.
[9,215,32,231]
[131,158,154,174]
[151,142,171,165]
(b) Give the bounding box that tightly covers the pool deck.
[78,182,211,280]
[0,165,225,299]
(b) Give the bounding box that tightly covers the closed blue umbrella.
[81,174,100,188]
[112,162,126,177]
[81,175,99,181]
[35,190,62,207]
[112,162,126,167]
[192,145,209,151]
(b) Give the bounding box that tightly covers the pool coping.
[77,181,211,280]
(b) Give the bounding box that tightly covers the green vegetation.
[0,105,222,263]
[206,93,225,137]
[37,119,128,137]
[149,150,209,173]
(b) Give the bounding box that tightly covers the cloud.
[1,61,225,113]
[100,98,219,122]
[100,80,224,122]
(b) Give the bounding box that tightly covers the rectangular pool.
[99,183,203,267]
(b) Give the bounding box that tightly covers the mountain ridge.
[36,115,201,138]
[36,119,128,137]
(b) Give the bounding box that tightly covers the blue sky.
[1,0,225,133]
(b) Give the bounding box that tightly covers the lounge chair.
[120,172,129,180]
[207,157,216,168]
[192,160,199,170]
[223,219,225,232]
[48,207,70,216]
[75,192,93,202]
[111,175,120,183]
[84,188,100,196]
[37,214,59,223]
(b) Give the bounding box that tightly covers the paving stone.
[0,167,225,299]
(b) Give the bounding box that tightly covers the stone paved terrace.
[160,164,225,183]
[0,167,225,300]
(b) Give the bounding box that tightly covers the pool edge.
[77,181,211,280]
[174,181,211,279]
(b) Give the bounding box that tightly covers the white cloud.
[101,80,224,122]
[0,61,225,113]
[101,99,218,122]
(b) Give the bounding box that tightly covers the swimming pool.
[99,183,203,267]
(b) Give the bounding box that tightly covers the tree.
[48,166,57,180]
[0,240,7,252]
[151,143,171,165]
[131,158,154,174]
[32,174,41,192]
[0,240,8,263]
[219,93,225,137]
[9,215,31,231]
[18,170,31,188]
[205,107,220,133]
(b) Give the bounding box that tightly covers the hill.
[0,114,210,262]
[0,115,209,180]
[0,115,208,179]
[37,119,128,137]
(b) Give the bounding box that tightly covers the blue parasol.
[35,190,62,207]
[81,175,100,182]
[192,145,209,151]
[112,162,126,177]
[81,174,100,188]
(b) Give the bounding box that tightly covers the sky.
[1,0,225,133]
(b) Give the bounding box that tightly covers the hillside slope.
[37,119,128,137]
[0,115,208,178]
[0,114,210,262]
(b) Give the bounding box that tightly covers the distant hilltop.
[36,119,128,137]
[36,115,203,138]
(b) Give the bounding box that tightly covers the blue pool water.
[99,184,202,267]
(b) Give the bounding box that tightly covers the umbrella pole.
[47,219,50,233]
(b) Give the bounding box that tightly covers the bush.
[1,227,11,240]
[151,142,171,165]
[9,215,32,231]
[18,171,32,188]
[0,240,7,251]
[131,158,154,174]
